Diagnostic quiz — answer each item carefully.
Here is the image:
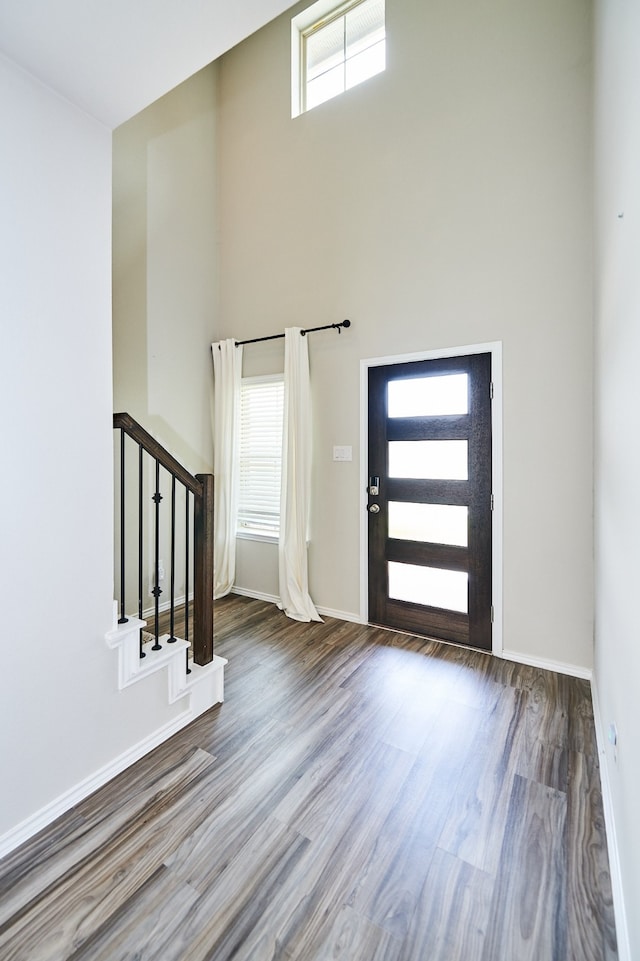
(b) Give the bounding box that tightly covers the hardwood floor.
[0,595,617,960]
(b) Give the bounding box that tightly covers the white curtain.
[211,338,243,599]
[278,328,322,622]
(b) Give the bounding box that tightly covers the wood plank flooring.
[0,595,618,960]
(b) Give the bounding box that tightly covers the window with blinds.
[294,0,385,115]
[237,375,285,538]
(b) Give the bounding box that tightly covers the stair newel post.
[168,475,177,643]
[118,429,128,624]
[151,458,162,651]
[137,443,145,659]
[193,473,214,667]
[185,489,191,674]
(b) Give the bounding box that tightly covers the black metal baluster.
[168,476,177,643]
[151,459,162,651]
[185,489,191,675]
[138,444,145,659]
[118,430,128,624]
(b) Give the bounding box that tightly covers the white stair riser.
[105,616,227,717]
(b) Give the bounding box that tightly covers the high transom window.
[293,0,385,116]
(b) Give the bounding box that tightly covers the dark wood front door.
[367,353,492,651]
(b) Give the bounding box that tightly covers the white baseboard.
[230,587,362,624]
[500,648,592,680]
[590,676,631,961]
[315,605,363,624]
[231,586,279,605]
[0,711,192,860]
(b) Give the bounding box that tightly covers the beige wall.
[113,65,219,612]
[218,0,594,666]
[112,0,593,667]
[113,64,218,475]
[594,0,640,954]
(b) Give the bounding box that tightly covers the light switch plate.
[333,445,352,461]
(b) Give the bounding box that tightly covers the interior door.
[367,353,492,651]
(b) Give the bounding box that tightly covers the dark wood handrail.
[113,413,203,497]
[113,412,214,667]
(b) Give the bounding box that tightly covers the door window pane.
[388,374,468,417]
[388,441,468,480]
[389,562,468,613]
[388,502,468,546]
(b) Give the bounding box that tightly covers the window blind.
[238,377,285,536]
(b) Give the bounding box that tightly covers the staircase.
[108,413,226,720]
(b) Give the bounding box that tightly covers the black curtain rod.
[227,319,351,347]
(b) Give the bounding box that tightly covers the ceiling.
[0,0,293,128]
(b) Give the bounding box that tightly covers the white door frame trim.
[359,341,503,657]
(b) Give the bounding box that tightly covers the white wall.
[594,0,640,955]
[0,55,187,844]
[218,0,594,667]
[0,0,301,128]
